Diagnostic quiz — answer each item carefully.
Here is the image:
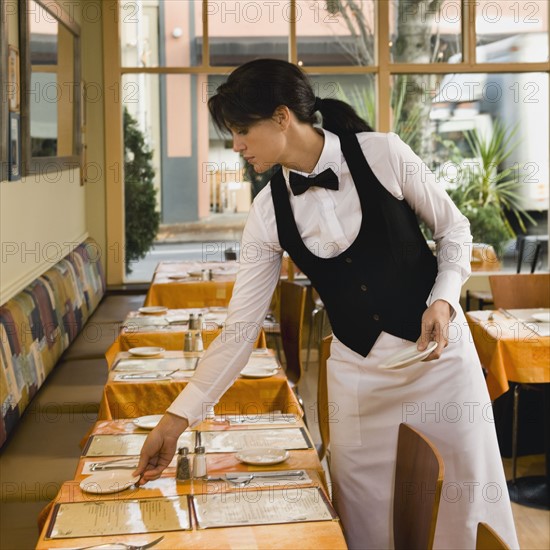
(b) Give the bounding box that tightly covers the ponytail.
[315,97,374,135]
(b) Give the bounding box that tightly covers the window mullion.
[377,0,391,132]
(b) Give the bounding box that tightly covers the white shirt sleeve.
[166,197,283,426]
[385,132,473,317]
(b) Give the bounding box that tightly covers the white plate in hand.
[133,414,163,430]
[235,448,289,466]
[379,341,438,370]
[80,471,140,494]
[532,312,550,323]
[138,306,168,315]
[128,347,165,357]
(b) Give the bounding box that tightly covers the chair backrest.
[394,423,445,550]
[317,334,333,461]
[279,280,307,385]
[476,522,510,550]
[489,273,550,309]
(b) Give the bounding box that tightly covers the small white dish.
[240,368,278,379]
[235,447,289,466]
[138,306,168,315]
[379,341,438,370]
[133,414,163,430]
[80,471,140,494]
[532,312,550,323]
[128,346,165,357]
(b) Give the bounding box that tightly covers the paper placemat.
[46,495,191,539]
[193,487,336,529]
[83,433,195,456]
[113,357,198,372]
[199,427,312,453]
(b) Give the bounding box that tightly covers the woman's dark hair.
[208,58,373,136]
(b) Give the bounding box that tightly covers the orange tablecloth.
[99,351,302,420]
[466,310,550,400]
[37,419,344,549]
[105,309,266,365]
[145,261,238,308]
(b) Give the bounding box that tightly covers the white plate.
[167,273,189,280]
[80,471,140,494]
[240,368,278,379]
[532,312,550,323]
[128,347,165,357]
[138,306,168,315]
[235,447,289,466]
[379,341,438,370]
[133,414,163,430]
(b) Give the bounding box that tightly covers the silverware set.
[89,458,139,471]
[207,470,307,487]
[71,534,164,550]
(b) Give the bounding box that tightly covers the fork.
[72,534,164,550]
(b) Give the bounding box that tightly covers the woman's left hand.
[417,299,452,361]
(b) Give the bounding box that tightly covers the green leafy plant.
[447,120,535,256]
[123,108,160,274]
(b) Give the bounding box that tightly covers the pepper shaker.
[176,447,191,483]
[183,332,193,352]
[193,446,207,479]
[188,313,196,330]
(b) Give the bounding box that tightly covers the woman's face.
[230,117,285,173]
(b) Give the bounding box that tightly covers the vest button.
[372,313,380,321]
[345,257,352,264]
[360,284,367,291]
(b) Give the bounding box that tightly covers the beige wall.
[0,0,108,304]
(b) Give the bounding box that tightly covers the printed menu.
[193,487,336,529]
[47,496,191,539]
[199,428,312,452]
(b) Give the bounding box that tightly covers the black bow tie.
[289,168,339,196]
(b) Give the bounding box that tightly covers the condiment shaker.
[188,313,196,330]
[193,446,207,479]
[176,447,191,483]
[194,331,204,352]
[183,332,193,352]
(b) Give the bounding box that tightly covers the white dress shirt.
[167,129,472,425]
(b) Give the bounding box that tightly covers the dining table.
[144,261,239,308]
[36,418,345,549]
[466,307,550,509]
[98,350,303,422]
[105,308,266,365]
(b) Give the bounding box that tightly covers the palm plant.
[447,120,535,255]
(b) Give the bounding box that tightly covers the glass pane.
[297,0,375,66]
[30,72,58,156]
[390,0,462,63]
[208,1,288,66]
[310,73,376,128]
[120,0,203,67]
[475,0,548,62]
[391,72,548,265]
[29,0,58,65]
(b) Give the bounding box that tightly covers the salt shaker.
[194,331,204,352]
[193,446,207,479]
[201,269,209,281]
[176,447,191,483]
[197,313,204,329]
[183,332,193,352]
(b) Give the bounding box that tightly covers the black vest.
[271,133,438,357]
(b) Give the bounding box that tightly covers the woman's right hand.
[133,412,189,485]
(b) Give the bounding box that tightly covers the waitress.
[135,59,519,549]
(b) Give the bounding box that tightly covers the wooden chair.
[394,423,445,550]
[279,280,308,386]
[489,272,549,483]
[488,273,550,309]
[476,522,510,550]
[316,334,332,463]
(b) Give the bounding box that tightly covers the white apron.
[328,307,519,549]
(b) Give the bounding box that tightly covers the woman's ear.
[273,105,291,130]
